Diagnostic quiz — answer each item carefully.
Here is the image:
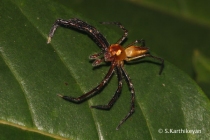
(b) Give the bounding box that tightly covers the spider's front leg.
[91,65,123,110]
[47,18,109,50]
[58,61,116,103]
[47,19,70,43]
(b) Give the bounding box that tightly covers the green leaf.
[0,0,210,140]
[193,50,210,98]
[58,0,210,95]
[57,0,210,72]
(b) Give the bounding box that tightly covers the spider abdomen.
[125,46,149,58]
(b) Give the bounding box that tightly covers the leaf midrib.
[0,120,68,140]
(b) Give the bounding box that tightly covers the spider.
[47,18,164,130]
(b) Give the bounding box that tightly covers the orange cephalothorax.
[104,44,126,62]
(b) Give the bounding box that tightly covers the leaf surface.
[0,0,209,139]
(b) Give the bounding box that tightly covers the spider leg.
[92,58,105,66]
[58,61,116,103]
[89,51,105,66]
[116,66,135,130]
[91,65,123,110]
[100,22,128,44]
[146,54,164,75]
[48,18,109,51]
[125,53,164,75]
[126,39,145,48]
[89,51,103,60]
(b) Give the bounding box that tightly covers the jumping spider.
[48,18,164,130]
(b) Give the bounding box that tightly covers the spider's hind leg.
[141,54,164,75]
[125,39,146,48]
[91,65,123,110]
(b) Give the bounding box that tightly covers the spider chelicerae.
[47,18,164,130]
